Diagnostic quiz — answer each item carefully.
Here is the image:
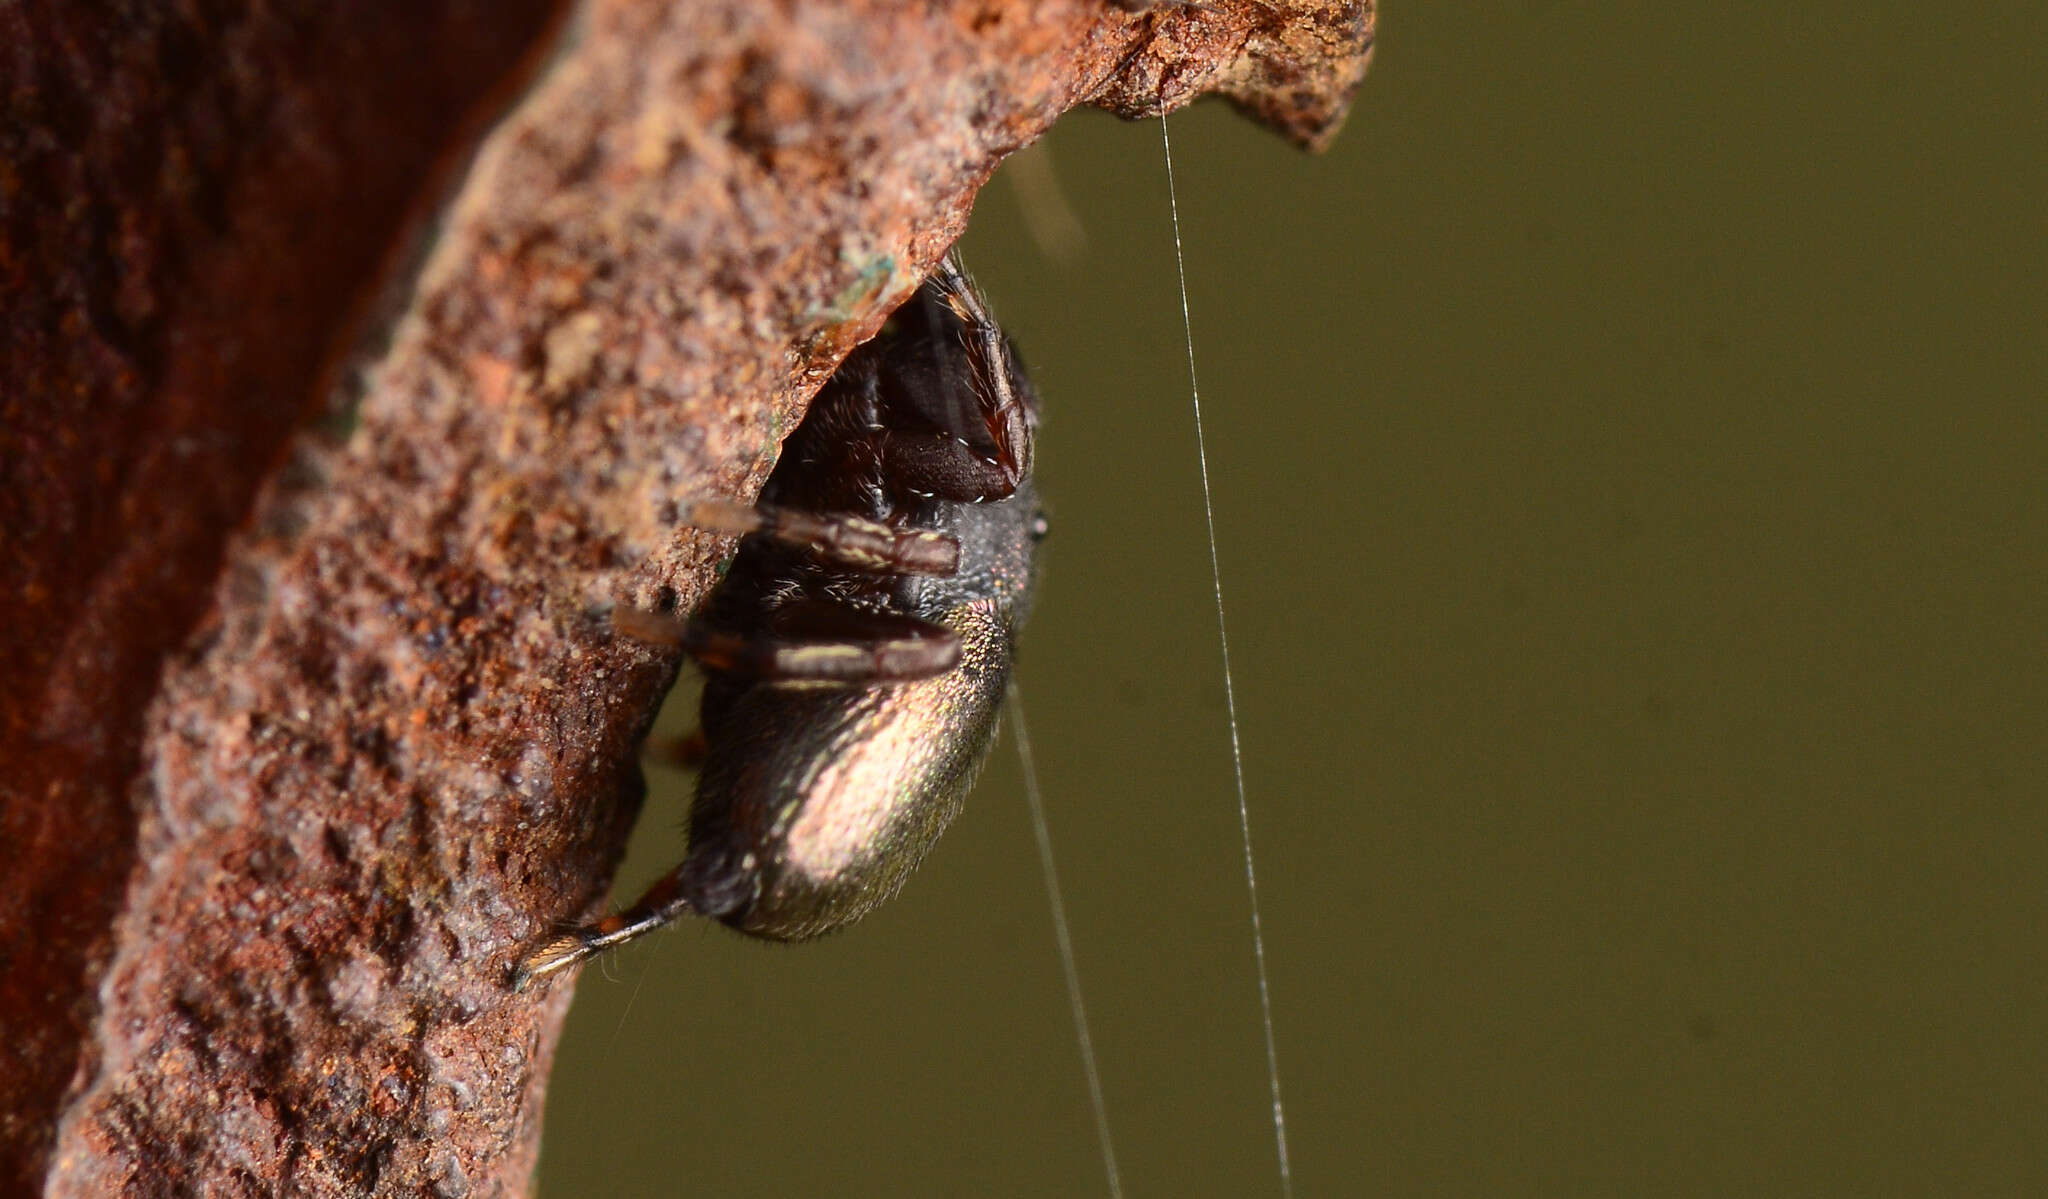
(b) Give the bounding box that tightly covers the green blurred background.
[539,5,2046,1194]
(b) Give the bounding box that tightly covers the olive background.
[539,6,2046,1195]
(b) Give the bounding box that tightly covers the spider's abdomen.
[684,591,1020,940]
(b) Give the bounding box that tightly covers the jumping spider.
[517,255,1044,985]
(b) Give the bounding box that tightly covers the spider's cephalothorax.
[517,256,1043,986]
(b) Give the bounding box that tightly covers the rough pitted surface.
[0,1,564,1190]
[9,1,1371,1194]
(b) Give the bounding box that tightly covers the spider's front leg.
[623,497,966,764]
[685,498,958,576]
[616,493,971,681]
[614,598,960,685]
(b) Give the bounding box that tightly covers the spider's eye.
[1029,511,1051,542]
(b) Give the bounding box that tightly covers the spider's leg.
[512,865,699,990]
[613,599,960,686]
[687,499,958,576]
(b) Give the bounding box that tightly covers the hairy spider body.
[518,256,1042,984]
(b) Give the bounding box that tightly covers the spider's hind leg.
[511,865,700,990]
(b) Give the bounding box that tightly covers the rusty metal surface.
[6,1,1371,1193]
[0,1,565,1189]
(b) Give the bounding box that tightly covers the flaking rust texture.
[14,1,1371,1194]
[0,1,565,1191]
